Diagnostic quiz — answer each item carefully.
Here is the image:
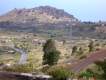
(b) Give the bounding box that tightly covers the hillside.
[0,6,79,40]
[0,6,77,23]
[0,6,106,39]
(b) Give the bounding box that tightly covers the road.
[71,49,106,72]
[12,47,27,64]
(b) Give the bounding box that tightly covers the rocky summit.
[0,6,78,23]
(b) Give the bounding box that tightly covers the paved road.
[12,47,27,64]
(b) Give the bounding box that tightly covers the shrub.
[47,67,73,80]
[88,41,94,52]
[72,46,78,55]
[3,63,35,73]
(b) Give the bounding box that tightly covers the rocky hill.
[0,6,79,40]
[0,6,77,23]
[0,6,106,39]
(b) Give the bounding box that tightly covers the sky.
[0,0,106,21]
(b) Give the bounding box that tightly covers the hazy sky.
[0,0,106,21]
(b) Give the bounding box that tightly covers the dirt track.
[71,49,106,72]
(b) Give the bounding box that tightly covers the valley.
[0,6,106,80]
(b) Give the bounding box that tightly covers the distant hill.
[72,22,106,39]
[0,6,106,39]
[0,6,78,23]
[0,6,79,40]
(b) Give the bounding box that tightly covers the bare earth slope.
[71,49,106,72]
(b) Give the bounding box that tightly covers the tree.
[45,50,60,66]
[43,39,56,54]
[43,39,60,66]
[71,46,77,55]
[88,41,94,52]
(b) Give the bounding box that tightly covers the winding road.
[11,47,27,64]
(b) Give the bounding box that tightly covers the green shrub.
[47,67,73,80]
